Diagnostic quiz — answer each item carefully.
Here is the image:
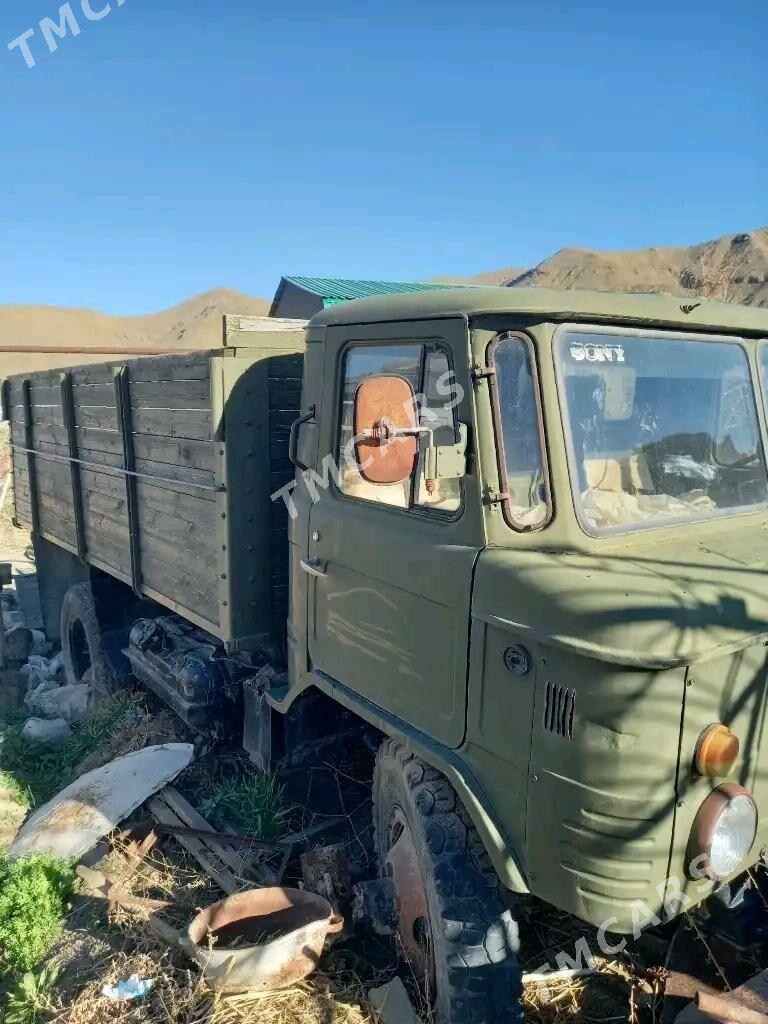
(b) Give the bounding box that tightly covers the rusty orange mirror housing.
[354,375,418,485]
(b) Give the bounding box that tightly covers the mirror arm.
[360,423,434,446]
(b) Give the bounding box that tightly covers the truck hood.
[474,521,768,669]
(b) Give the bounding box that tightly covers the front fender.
[268,669,530,894]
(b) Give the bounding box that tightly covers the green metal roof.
[276,275,468,310]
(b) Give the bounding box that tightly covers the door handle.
[301,557,329,579]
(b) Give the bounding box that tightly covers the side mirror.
[354,375,418,484]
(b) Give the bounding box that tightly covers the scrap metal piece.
[352,877,398,936]
[696,990,768,1024]
[242,666,277,770]
[183,887,344,993]
[9,743,194,861]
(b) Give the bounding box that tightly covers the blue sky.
[0,1,764,314]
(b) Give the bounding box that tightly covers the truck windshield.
[556,329,768,534]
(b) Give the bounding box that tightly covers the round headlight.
[689,784,757,881]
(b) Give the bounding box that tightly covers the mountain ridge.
[1,227,766,379]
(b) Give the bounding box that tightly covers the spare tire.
[60,582,116,694]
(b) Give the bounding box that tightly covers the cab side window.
[489,333,551,530]
[338,342,462,513]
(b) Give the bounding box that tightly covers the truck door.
[304,318,481,748]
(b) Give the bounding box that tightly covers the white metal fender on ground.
[8,743,194,860]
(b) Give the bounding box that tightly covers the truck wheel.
[373,740,523,1024]
[60,582,115,694]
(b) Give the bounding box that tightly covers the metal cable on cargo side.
[8,442,222,493]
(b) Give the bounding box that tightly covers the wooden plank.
[156,787,255,880]
[137,500,217,555]
[225,315,307,336]
[82,487,127,523]
[72,403,210,440]
[82,465,216,503]
[133,434,215,472]
[35,489,75,520]
[133,407,212,441]
[129,379,211,408]
[83,508,130,547]
[86,532,131,576]
[147,795,240,895]
[10,404,65,428]
[136,479,218,521]
[28,383,64,407]
[74,405,118,430]
[38,506,76,546]
[80,467,129,501]
[141,557,219,622]
[35,439,123,470]
[70,382,117,409]
[139,531,215,584]
[14,502,33,528]
[23,440,215,490]
[133,458,215,489]
[71,353,211,386]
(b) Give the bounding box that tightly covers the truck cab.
[283,287,768,946]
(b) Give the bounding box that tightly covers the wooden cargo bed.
[1,317,306,652]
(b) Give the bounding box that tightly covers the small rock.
[30,630,50,657]
[2,625,34,666]
[22,717,72,747]
[49,651,66,683]
[368,979,420,1024]
[24,672,59,702]
[27,683,94,723]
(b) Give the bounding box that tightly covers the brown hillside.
[438,228,768,305]
[507,227,768,305]
[0,288,270,377]
[430,267,526,287]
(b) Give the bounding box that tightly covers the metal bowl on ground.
[183,886,343,993]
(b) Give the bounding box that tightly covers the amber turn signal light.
[695,724,740,778]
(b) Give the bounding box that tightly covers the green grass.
[0,770,31,814]
[3,963,62,1024]
[0,854,74,977]
[0,693,137,807]
[197,765,291,840]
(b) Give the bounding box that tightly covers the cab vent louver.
[544,683,576,740]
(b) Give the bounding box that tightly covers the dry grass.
[55,950,372,1024]
[47,838,376,1024]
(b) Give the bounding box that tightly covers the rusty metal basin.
[183,887,343,992]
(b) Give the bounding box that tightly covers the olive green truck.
[5,289,768,1022]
